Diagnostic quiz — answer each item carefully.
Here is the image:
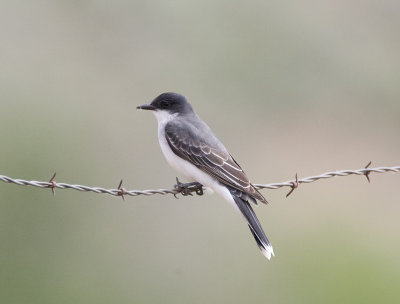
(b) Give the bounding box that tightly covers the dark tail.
[228,187,274,260]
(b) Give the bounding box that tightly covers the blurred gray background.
[1,1,399,303]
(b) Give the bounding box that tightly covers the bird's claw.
[174,177,204,198]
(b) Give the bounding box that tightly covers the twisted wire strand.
[254,166,400,190]
[0,166,399,198]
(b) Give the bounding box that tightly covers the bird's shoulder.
[165,115,226,152]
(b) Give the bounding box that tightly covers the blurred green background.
[1,1,399,303]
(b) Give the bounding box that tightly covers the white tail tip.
[262,244,275,260]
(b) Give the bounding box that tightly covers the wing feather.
[165,121,267,204]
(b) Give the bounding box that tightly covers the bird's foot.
[174,177,204,198]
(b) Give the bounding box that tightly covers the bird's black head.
[137,92,193,115]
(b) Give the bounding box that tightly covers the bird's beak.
[137,104,156,111]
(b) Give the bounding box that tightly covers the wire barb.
[0,165,399,199]
[117,179,126,201]
[364,161,372,183]
[48,172,57,196]
[286,173,298,198]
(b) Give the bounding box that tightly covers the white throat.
[152,110,178,127]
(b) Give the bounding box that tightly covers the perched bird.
[137,93,274,259]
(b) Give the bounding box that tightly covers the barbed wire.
[0,163,399,199]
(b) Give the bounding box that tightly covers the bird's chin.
[153,110,178,124]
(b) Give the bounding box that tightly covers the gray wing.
[165,120,267,204]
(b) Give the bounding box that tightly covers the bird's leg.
[174,177,204,197]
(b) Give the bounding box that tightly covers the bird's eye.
[160,101,169,108]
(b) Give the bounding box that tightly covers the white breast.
[154,111,209,183]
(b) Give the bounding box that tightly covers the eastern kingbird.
[137,92,274,260]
